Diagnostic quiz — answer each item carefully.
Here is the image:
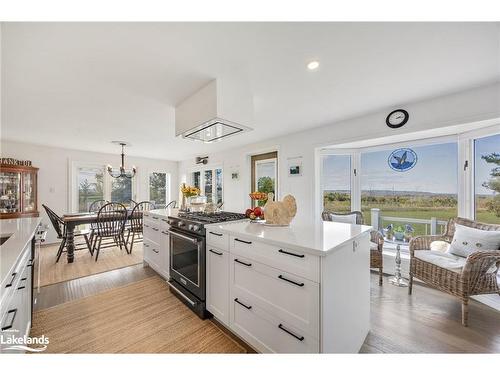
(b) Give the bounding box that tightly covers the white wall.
[0,141,179,243]
[179,82,500,226]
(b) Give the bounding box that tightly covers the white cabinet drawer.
[207,229,229,251]
[230,254,319,338]
[207,246,230,326]
[143,219,161,245]
[230,236,320,282]
[230,295,319,353]
[143,238,162,270]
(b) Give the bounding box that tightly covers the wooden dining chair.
[87,199,109,251]
[93,202,129,261]
[126,201,154,252]
[42,204,92,262]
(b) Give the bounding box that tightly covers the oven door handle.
[169,230,199,244]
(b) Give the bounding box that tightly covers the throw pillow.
[447,224,500,258]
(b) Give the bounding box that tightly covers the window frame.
[188,165,224,204]
[147,171,171,206]
[69,161,137,212]
[251,151,278,207]
[317,125,500,225]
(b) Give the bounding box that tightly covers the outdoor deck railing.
[370,208,448,236]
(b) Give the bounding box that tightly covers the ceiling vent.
[175,78,253,143]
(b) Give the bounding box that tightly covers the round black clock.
[386,109,409,128]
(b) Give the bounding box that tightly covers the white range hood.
[175,78,253,143]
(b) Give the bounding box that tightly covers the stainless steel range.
[167,211,246,318]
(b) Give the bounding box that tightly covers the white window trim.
[69,160,138,212]
[147,170,171,206]
[253,158,278,193]
[188,165,224,203]
[317,124,500,225]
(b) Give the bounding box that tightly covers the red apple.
[245,208,254,218]
[253,207,263,217]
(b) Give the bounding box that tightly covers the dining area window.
[71,162,137,212]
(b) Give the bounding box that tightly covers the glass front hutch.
[0,164,39,218]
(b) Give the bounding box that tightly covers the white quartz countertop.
[0,217,41,285]
[147,208,179,218]
[205,220,372,256]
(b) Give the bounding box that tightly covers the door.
[206,247,230,326]
[22,171,37,214]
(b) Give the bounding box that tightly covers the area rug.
[35,241,144,287]
[30,276,247,353]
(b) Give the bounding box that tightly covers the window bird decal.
[393,151,407,167]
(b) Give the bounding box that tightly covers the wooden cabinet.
[0,164,39,219]
[206,246,230,326]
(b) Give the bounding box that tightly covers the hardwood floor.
[33,266,500,353]
[361,274,500,353]
[34,263,156,311]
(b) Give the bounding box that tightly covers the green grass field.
[323,198,500,236]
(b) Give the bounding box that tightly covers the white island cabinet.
[205,220,372,353]
[142,208,177,279]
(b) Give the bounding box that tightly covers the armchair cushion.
[448,224,500,258]
[414,250,466,273]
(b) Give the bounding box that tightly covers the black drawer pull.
[209,231,223,237]
[152,228,159,232]
[209,249,223,256]
[27,259,34,267]
[278,249,305,258]
[235,238,252,245]
[278,324,304,341]
[278,275,305,287]
[144,244,150,248]
[152,249,159,254]
[5,273,17,288]
[17,277,27,290]
[162,218,168,222]
[1,309,17,331]
[234,259,252,267]
[161,231,169,235]
[144,224,150,228]
[152,216,159,220]
[234,298,252,310]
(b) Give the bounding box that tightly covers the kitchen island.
[0,217,40,351]
[204,220,372,353]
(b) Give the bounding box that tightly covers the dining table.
[62,209,139,263]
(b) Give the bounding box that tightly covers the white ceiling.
[1,22,499,160]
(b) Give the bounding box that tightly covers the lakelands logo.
[1,331,49,352]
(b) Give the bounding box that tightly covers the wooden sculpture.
[263,193,297,226]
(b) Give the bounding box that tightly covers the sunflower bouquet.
[181,183,200,198]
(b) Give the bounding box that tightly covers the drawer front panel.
[230,296,319,353]
[231,254,319,338]
[206,246,230,326]
[143,238,161,270]
[207,230,229,251]
[230,236,320,282]
[143,219,161,245]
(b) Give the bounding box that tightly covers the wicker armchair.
[322,210,384,285]
[409,217,500,326]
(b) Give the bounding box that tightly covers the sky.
[322,134,500,196]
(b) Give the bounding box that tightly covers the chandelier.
[107,141,137,179]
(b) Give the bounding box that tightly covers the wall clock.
[386,109,409,128]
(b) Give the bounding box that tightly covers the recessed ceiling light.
[307,61,320,70]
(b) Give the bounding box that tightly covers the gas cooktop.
[168,211,247,235]
[177,211,247,224]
